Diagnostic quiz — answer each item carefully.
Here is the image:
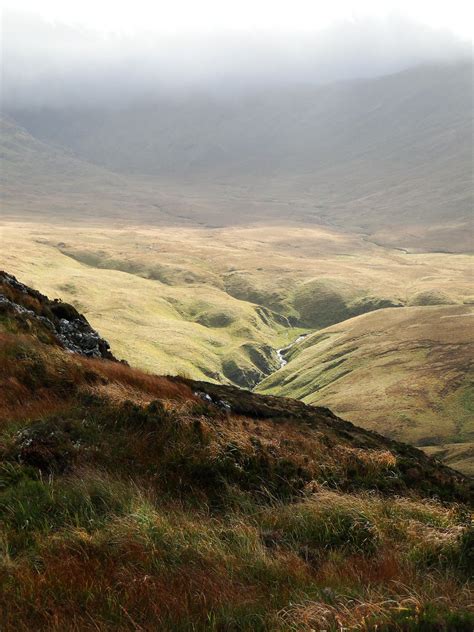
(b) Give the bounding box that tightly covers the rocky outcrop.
[0,271,116,360]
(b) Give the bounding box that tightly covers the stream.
[276,334,308,368]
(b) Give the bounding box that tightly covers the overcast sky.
[3,1,473,37]
[1,1,472,108]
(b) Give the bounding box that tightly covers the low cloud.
[1,10,471,108]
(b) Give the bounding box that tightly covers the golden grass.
[2,487,472,631]
[280,578,474,631]
[1,219,472,383]
[80,357,195,402]
[0,331,193,426]
[2,217,473,471]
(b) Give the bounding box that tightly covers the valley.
[1,269,472,630]
[257,305,474,475]
[1,60,472,475]
[1,8,473,629]
[2,220,472,381]
[1,218,472,473]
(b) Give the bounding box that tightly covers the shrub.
[168,441,312,505]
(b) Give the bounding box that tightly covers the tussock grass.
[1,480,472,630]
[0,328,472,630]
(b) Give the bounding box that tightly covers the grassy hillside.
[0,222,297,387]
[257,306,474,474]
[1,221,472,389]
[8,61,473,252]
[0,272,472,631]
[1,59,472,477]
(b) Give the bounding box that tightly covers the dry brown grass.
[2,502,472,632]
[2,548,251,631]
[279,576,474,631]
[0,330,194,424]
[0,335,77,423]
[0,324,472,631]
[81,357,195,402]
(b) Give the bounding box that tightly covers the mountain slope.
[1,272,472,630]
[0,115,200,224]
[257,305,474,474]
[8,61,473,251]
[1,221,472,392]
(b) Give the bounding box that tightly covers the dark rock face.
[0,271,116,360]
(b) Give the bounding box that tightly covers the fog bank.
[1,10,471,108]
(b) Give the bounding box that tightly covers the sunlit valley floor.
[1,218,472,474]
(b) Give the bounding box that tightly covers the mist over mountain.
[3,8,472,252]
[5,60,473,251]
[2,10,471,108]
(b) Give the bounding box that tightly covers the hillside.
[1,221,472,392]
[1,271,473,631]
[7,61,473,251]
[257,306,474,475]
[0,115,199,225]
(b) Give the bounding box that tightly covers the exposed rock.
[13,422,78,473]
[194,390,232,411]
[0,271,116,360]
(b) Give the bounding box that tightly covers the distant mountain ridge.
[6,60,473,251]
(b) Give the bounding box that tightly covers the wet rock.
[194,390,232,411]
